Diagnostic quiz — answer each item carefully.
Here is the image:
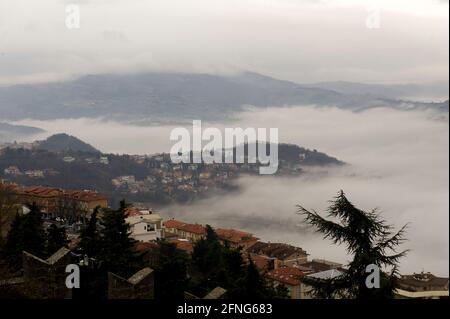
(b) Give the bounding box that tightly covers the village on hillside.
[0,139,339,205]
[0,180,447,299]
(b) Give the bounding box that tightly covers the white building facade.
[126,213,163,242]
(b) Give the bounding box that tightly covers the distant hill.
[228,142,343,166]
[305,81,449,101]
[0,122,45,142]
[0,72,446,123]
[278,143,343,166]
[36,134,100,154]
[0,141,343,205]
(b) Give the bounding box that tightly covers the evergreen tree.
[275,284,290,299]
[3,213,24,269]
[229,259,273,299]
[45,224,69,257]
[4,203,46,269]
[190,225,274,298]
[0,187,16,248]
[154,241,189,299]
[77,207,101,257]
[222,243,245,280]
[297,190,408,299]
[98,200,140,277]
[192,225,223,275]
[191,226,222,294]
[191,225,246,293]
[205,224,219,242]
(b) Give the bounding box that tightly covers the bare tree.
[54,194,89,226]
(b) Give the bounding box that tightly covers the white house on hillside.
[126,213,163,242]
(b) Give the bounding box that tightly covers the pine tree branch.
[297,205,352,245]
[377,224,408,251]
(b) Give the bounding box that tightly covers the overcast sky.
[0,0,448,85]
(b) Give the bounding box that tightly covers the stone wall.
[108,267,154,299]
[22,248,72,299]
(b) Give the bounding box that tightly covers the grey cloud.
[0,0,447,85]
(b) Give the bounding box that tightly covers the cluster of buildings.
[2,155,108,180]
[1,178,447,299]
[108,152,308,201]
[122,211,342,299]
[396,272,449,299]
[112,170,233,198]
[3,166,60,179]
[111,157,249,199]
[0,141,39,153]
[0,181,109,218]
[61,155,109,164]
[111,175,155,194]
[122,210,449,300]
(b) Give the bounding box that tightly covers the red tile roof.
[163,219,206,235]
[0,182,20,193]
[251,255,273,271]
[64,190,109,202]
[21,186,61,197]
[181,223,207,235]
[169,239,194,253]
[164,219,186,229]
[10,185,108,202]
[216,228,259,244]
[126,207,144,217]
[134,242,158,252]
[266,266,305,286]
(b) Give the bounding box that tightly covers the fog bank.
[15,106,449,275]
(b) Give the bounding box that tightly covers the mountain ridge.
[0,122,45,142]
[0,72,447,122]
[36,133,101,154]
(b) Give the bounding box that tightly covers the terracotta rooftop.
[0,182,19,193]
[164,219,206,235]
[164,219,187,229]
[216,228,258,244]
[125,207,142,217]
[250,255,273,271]
[64,190,108,202]
[169,239,194,253]
[182,223,207,235]
[266,266,305,286]
[134,241,158,252]
[10,185,109,202]
[21,186,61,197]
